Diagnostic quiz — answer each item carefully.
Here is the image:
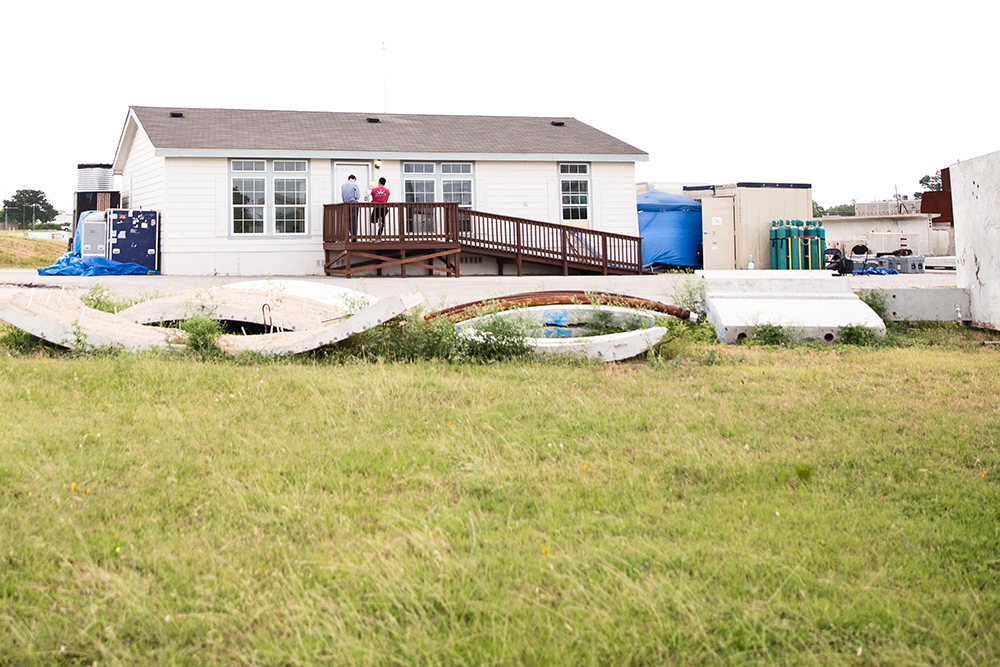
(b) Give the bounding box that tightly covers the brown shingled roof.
[129,106,646,157]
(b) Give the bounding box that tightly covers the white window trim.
[558,162,591,226]
[402,161,476,208]
[229,159,310,238]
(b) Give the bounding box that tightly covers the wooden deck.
[323,202,642,277]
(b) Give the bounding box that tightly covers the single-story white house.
[112,106,647,276]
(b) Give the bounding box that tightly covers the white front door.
[334,163,372,202]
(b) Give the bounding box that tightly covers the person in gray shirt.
[341,174,361,236]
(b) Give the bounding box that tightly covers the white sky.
[2,0,997,214]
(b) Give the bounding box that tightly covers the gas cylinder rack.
[770,220,827,270]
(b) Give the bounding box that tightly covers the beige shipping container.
[684,183,813,270]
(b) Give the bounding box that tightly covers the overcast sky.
[2,0,996,214]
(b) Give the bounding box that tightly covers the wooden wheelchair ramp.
[323,202,642,277]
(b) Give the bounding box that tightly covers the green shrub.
[581,307,648,337]
[179,315,223,358]
[454,313,533,362]
[857,289,890,323]
[838,323,879,346]
[670,277,707,318]
[749,323,790,346]
[0,322,53,355]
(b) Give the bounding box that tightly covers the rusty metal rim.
[425,290,692,322]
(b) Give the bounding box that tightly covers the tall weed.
[857,288,890,322]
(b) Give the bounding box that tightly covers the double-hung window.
[232,160,266,234]
[231,160,309,236]
[441,163,474,232]
[441,163,473,208]
[404,162,477,232]
[273,161,307,234]
[403,163,436,203]
[559,163,590,225]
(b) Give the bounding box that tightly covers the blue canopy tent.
[637,190,702,270]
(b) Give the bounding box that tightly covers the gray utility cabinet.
[79,219,108,257]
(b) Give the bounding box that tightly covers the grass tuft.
[857,288,890,322]
[749,322,790,346]
[178,314,224,358]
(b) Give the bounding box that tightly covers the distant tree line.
[813,201,856,217]
[2,189,58,229]
[815,171,944,217]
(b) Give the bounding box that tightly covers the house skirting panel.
[160,250,325,276]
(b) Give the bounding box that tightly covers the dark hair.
[378,177,386,185]
[348,174,356,180]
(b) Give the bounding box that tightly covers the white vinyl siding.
[120,125,166,214]
[473,161,552,222]
[589,162,639,236]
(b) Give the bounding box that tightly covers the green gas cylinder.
[770,221,778,270]
[789,220,803,270]
[803,219,817,270]
[815,219,827,270]
[776,220,789,270]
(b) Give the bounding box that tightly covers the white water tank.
[77,164,114,192]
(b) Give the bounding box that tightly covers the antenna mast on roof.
[382,31,387,114]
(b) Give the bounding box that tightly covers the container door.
[702,196,736,270]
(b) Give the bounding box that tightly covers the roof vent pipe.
[551,121,565,126]
[169,111,184,118]
[366,117,380,123]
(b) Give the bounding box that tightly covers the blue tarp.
[72,210,97,255]
[39,209,156,275]
[38,252,155,276]
[637,190,702,269]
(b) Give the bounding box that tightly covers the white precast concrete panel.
[699,270,886,344]
[951,150,1000,331]
[217,280,377,311]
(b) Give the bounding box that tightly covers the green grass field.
[0,231,66,269]
[1,335,998,664]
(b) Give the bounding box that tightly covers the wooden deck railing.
[324,202,461,244]
[323,203,642,275]
[457,209,641,275]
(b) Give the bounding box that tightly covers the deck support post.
[561,229,568,276]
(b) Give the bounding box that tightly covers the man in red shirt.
[371,177,390,237]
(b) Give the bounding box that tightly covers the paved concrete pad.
[0,267,959,313]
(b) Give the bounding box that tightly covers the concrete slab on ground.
[699,271,886,344]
